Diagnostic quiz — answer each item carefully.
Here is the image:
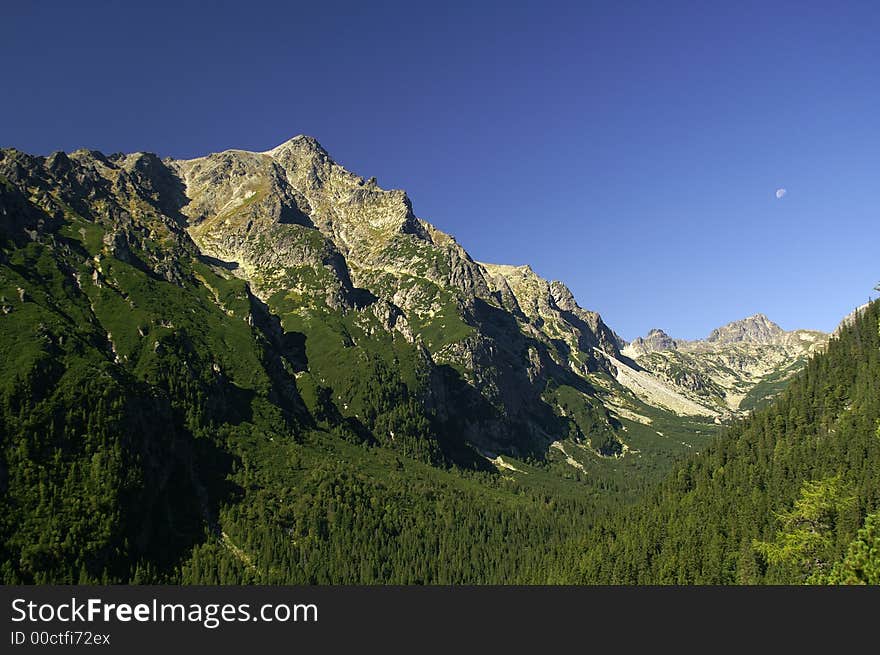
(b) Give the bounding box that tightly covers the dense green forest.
[576,300,880,584]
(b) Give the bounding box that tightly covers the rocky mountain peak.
[706,313,786,344]
[45,150,73,175]
[263,134,330,161]
[257,135,430,248]
[624,328,677,357]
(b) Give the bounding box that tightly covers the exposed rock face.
[621,316,828,416]
[171,137,495,316]
[172,149,357,310]
[625,329,677,357]
[481,263,621,370]
[172,138,635,456]
[706,313,786,345]
[0,146,196,286]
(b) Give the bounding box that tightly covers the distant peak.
[736,313,778,328]
[707,313,784,344]
[624,327,677,355]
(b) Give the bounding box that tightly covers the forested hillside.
[577,299,880,584]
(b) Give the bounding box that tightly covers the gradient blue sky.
[2,1,877,339]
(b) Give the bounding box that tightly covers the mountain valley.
[0,136,874,585]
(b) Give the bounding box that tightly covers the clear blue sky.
[2,1,877,339]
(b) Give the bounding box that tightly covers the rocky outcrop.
[481,263,621,368]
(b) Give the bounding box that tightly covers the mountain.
[706,313,786,344]
[620,315,827,418]
[0,136,828,583]
[167,136,644,458]
[624,328,678,357]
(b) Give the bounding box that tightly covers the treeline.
[576,300,880,584]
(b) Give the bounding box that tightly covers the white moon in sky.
[775,188,787,199]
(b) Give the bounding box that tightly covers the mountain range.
[1,135,872,585]
[621,314,827,418]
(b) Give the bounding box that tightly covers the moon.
[775,188,787,199]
